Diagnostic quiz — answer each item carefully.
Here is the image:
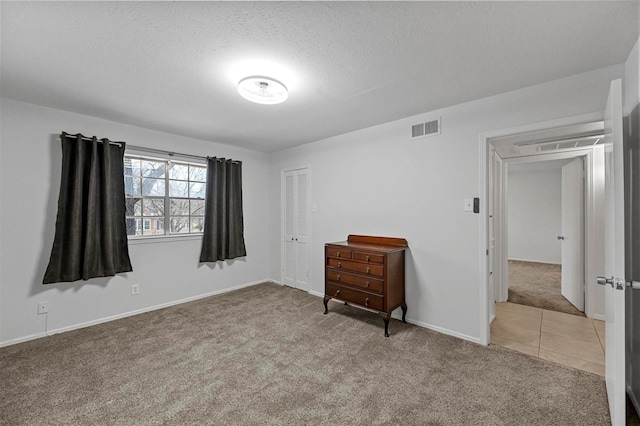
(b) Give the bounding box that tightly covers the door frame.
[479,112,605,345]
[496,151,595,311]
[280,165,312,291]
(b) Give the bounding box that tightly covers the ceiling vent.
[515,134,603,155]
[411,118,441,139]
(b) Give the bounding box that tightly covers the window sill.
[127,234,203,245]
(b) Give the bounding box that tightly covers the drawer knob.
[337,262,342,268]
[366,255,370,262]
[335,289,341,296]
[365,298,369,307]
[366,267,370,274]
[336,275,341,281]
[365,281,370,288]
[337,251,341,257]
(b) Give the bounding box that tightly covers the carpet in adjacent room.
[508,259,585,316]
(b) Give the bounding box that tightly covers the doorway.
[506,157,585,316]
[481,119,608,375]
[487,121,606,321]
[281,167,311,291]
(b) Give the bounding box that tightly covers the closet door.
[282,168,309,291]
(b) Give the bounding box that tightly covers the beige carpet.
[1,282,609,425]
[508,260,585,317]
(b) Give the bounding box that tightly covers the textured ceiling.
[1,1,638,152]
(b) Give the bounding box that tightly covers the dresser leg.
[401,302,408,323]
[323,296,331,314]
[383,314,390,337]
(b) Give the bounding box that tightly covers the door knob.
[557,236,565,240]
[597,276,624,290]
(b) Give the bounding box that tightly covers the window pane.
[170,217,190,234]
[170,199,189,216]
[190,217,205,233]
[141,161,165,178]
[189,166,206,182]
[143,198,164,216]
[125,198,142,216]
[124,176,141,196]
[124,158,141,176]
[168,163,189,180]
[125,218,140,236]
[189,182,206,198]
[169,180,188,197]
[141,178,165,196]
[143,218,164,236]
[190,200,205,216]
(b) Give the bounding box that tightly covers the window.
[124,156,206,237]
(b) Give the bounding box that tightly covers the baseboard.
[308,289,324,298]
[311,292,481,345]
[0,331,50,348]
[403,316,482,345]
[3,281,482,349]
[508,258,562,265]
[0,279,272,348]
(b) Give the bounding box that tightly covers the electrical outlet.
[131,284,140,296]
[37,302,49,315]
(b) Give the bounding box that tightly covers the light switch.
[464,199,473,212]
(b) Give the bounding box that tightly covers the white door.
[282,168,309,291]
[560,157,585,311]
[599,78,626,425]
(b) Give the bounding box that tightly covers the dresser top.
[326,234,408,252]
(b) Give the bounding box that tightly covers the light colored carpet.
[508,260,585,317]
[1,282,608,425]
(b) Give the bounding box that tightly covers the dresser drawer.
[326,283,384,311]
[353,252,384,264]
[326,247,352,259]
[326,269,383,293]
[326,258,384,277]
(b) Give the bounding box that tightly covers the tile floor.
[491,302,605,376]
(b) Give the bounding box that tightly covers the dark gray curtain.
[43,132,132,284]
[199,157,246,262]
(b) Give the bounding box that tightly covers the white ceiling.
[1,1,638,153]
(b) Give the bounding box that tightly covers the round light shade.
[237,76,288,105]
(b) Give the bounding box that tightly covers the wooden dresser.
[323,235,408,337]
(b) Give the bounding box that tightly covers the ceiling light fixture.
[237,76,288,105]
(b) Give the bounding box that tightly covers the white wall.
[0,62,629,346]
[268,65,623,343]
[0,98,270,346]
[625,36,640,113]
[507,168,562,264]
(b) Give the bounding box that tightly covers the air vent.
[411,118,441,139]
[515,134,603,155]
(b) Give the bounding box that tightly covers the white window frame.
[124,154,207,241]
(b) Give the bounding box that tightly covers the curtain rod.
[61,132,241,163]
[127,144,208,161]
[62,132,125,147]
[128,145,241,164]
